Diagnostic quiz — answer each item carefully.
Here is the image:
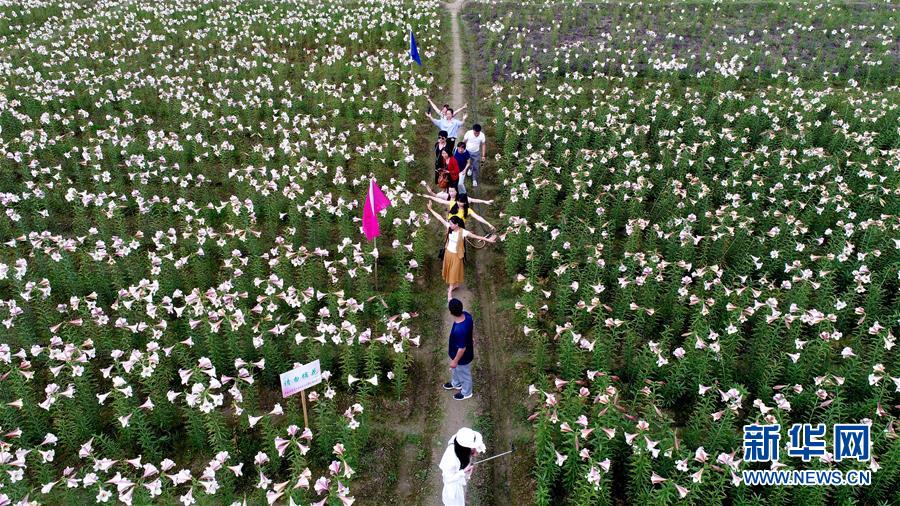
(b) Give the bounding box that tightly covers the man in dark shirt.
[453,142,471,194]
[443,298,474,400]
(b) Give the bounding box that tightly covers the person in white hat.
[439,427,486,505]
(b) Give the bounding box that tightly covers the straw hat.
[449,427,485,453]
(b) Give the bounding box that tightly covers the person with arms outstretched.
[426,202,495,300]
[428,97,467,121]
[420,181,493,204]
[428,107,467,145]
[418,191,496,233]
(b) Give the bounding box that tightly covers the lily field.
[0,0,897,505]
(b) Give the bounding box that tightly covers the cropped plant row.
[0,0,442,504]
[480,14,899,503]
[465,0,898,87]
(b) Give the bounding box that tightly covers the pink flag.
[362,178,391,241]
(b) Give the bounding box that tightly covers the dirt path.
[423,2,484,505]
[367,0,533,501]
[447,0,466,110]
[421,2,526,505]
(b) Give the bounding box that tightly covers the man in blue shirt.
[453,142,471,194]
[443,298,474,400]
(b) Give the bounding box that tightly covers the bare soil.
[366,2,533,504]
[419,3,533,505]
[423,7,479,503]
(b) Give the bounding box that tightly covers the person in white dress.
[440,427,485,505]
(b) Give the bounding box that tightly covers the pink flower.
[586,467,601,488]
[179,488,195,506]
[265,490,284,505]
[694,446,708,463]
[691,469,704,483]
[555,451,568,466]
[545,393,557,406]
[274,437,290,457]
[598,458,611,472]
[314,477,330,495]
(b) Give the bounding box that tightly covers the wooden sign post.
[279,359,322,428]
[300,392,309,430]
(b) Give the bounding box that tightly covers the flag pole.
[371,177,378,291]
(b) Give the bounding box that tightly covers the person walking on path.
[426,202,495,300]
[440,427,485,506]
[428,97,468,121]
[428,107,466,145]
[462,124,486,187]
[443,298,475,400]
[434,131,453,185]
[453,141,472,192]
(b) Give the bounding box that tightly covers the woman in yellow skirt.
[427,202,496,300]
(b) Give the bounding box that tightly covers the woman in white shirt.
[440,427,486,505]
[427,202,495,300]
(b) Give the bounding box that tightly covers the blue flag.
[409,29,422,66]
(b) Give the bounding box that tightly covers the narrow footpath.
[422,2,520,505]
[425,0,477,504]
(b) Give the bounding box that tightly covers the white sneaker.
[473,180,478,187]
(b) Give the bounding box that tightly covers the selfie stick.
[471,445,516,466]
